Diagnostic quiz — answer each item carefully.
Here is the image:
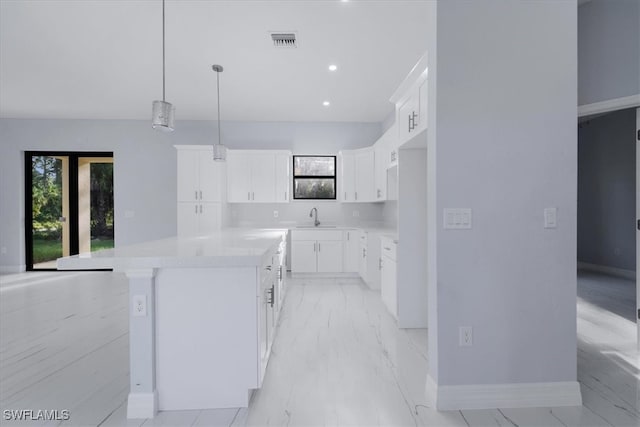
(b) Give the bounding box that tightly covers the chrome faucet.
[309,207,320,227]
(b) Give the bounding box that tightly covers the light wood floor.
[0,270,637,426]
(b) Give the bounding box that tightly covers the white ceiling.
[0,1,430,123]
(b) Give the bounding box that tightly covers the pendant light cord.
[162,0,166,102]
[216,70,221,145]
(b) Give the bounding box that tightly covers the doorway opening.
[25,151,114,271]
[576,107,637,346]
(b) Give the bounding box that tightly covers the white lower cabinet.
[317,240,343,273]
[291,241,317,273]
[257,236,287,385]
[291,230,343,273]
[380,236,398,319]
[358,232,368,281]
[343,229,360,273]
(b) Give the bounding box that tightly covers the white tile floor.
[0,270,637,426]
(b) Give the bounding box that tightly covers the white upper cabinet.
[354,149,375,202]
[250,152,276,202]
[175,145,224,237]
[275,153,290,203]
[339,152,356,202]
[373,125,398,201]
[340,148,375,203]
[176,146,222,202]
[390,52,428,148]
[227,150,291,203]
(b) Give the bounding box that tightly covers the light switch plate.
[544,208,557,229]
[444,208,472,229]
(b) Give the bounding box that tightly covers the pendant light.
[212,64,226,161]
[151,0,175,132]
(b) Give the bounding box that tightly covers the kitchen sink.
[295,225,338,229]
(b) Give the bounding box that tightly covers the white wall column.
[126,268,158,419]
[427,0,581,410]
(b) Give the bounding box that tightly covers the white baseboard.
[578,94,640,117]
[426,375,582,410]
[0,264,26,274]
[127,391,158,419]
[578,262,636,280]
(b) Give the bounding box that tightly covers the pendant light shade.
[152,100,174,132]
[152,0,175,132]
[212,64,226,162]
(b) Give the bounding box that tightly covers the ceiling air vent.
[270,32,297,48]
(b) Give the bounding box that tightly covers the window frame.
[292,155,337,200]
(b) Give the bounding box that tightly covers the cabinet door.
[227,151,252,203]
[177,203,199,237]
[358,243,368,281]
[291,241,317,273]
[258,283,268,384]
[316,240,343,273]
[340,152,356,202]
[397,94,419,144]
[177,150,199,202]
[417,78,428,133]
[275,153,290,203]
[355,150,375,202]
[251,153,276,202]
[381,256,397,319]
[198,154,222,202]
[374,139,388,201]
[343,230,359,273]
[199,203,221,235]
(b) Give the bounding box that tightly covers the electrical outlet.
[544,208,557,229]
[132,295,147,317]
[353,210,359,217]
[273,210,279,218]
[459,326,472,346]
[0,247,6,255]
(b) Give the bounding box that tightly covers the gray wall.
[578,0,640,105]
[429,0,577,387]
[578,108,636,271]
[0,118,382,272]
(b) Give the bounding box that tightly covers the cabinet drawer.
[380,236,397,262]
[291,229,343,241]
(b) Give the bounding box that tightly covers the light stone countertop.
[57,228,288,271]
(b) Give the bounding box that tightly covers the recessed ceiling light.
[323,101,330,107]
[328,64,338,72]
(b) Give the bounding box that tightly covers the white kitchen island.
[57,229,288,419]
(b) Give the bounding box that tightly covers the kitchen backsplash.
[227,201,395,228]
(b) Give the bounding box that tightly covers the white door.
[198,153,221,202]
[317,240,343,273]
[251,153,277,202]
[177,150,199,202]
[227,151,252,202]
[636,107,639,349]
[291,241,317,273]
[199,203,221,235]
[355,150,375,202]
[177,203,198,237]
[275,153,290,202]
